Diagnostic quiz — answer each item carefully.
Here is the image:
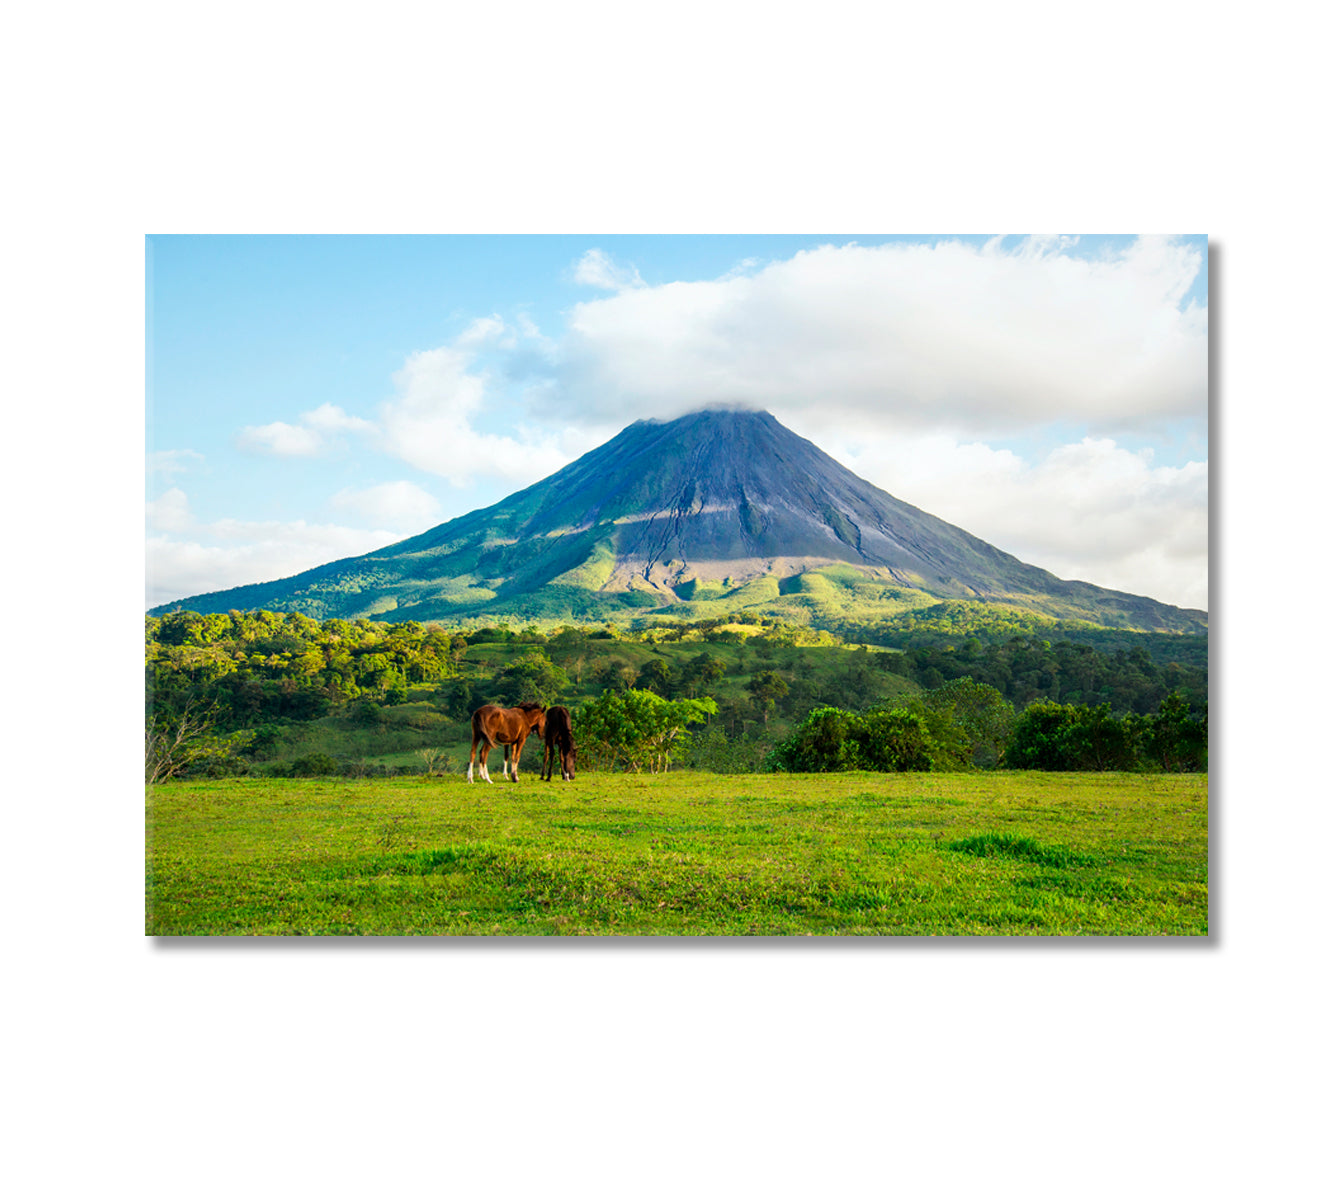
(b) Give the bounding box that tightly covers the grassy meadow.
[147,770,1208,936]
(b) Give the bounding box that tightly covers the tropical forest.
[146,607,1207,784]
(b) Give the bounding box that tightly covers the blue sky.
[147,234,1208,611]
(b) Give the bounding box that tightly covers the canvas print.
[145,234,1208,936]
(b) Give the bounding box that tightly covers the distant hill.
[152,408,1208,635]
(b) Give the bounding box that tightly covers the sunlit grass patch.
[947,832,1097,869]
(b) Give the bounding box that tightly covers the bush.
[1005,701,1140,771]
[178,753,252,780]
[287,752,341,778]
[854,708,935,772]
[767,706,934,773]
[768,708,860,773]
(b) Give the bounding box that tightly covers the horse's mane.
[515,701,545,712]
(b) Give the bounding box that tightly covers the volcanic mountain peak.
[482,405,1012,594]
[153,407,1207,634]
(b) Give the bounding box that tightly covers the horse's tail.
[470,707,493,751]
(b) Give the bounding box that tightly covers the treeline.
[883,636,1207,715]
[768,684,1207,774]
[820,600,1090,646]
[819,599,1207,649]
[147,609,468,729]
[149,610,1203,727]
[146,610,1208,780]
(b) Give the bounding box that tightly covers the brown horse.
[468,703,546,783]
[540,705,576,782]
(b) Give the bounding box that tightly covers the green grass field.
[146,771,1208,936]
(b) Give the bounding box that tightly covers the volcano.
[154,408,1207,633]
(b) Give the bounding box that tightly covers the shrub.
[287,752,341,778]
[1006,701,1140,771]
[178,753,252,780]
[853,708,935,772]
[767,706,934,773]
[767,707,860,773]
[682,724,773,774]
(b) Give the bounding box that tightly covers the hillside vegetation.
[147,609,1207,780]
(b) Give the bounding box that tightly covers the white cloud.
[558,236,1206,439]
[813,424,1209,610]
[377,321,572,487]
[302,403,376,436]
[454,315,512,349]
[573,248,644,291]
[238,403,374,456]
[330,481,443,529]
[147,519,404,610]
[237,420,325,456]
[550,235,1209,610]
[149,449,203,478]
[146,486,193,533]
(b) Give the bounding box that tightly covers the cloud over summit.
[558,236,1205,438]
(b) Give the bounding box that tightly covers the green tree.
[854,708,935,771]
[575,689,718,772]
[1006,701,1078,770]
[1144,691,1207,771]
[1064,704,1139,770]
[911,677,1015,768]
[593,657,635,693]
[747,669,789,724]
[768,706,933,773]
[679,653,727,698]
[767,707,852,772]
[491,650,571,706]
[1006,701,1139,771]
[635,658,673,696]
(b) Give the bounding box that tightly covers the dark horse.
[468,703,546,783]
[540,705,576,782]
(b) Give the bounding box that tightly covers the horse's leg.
[479,740,494,784]
[467,731,477,783]
[510,734,524,782]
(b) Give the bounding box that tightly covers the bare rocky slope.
[153,408,1207,633]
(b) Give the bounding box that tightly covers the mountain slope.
[154,408,1207,634]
